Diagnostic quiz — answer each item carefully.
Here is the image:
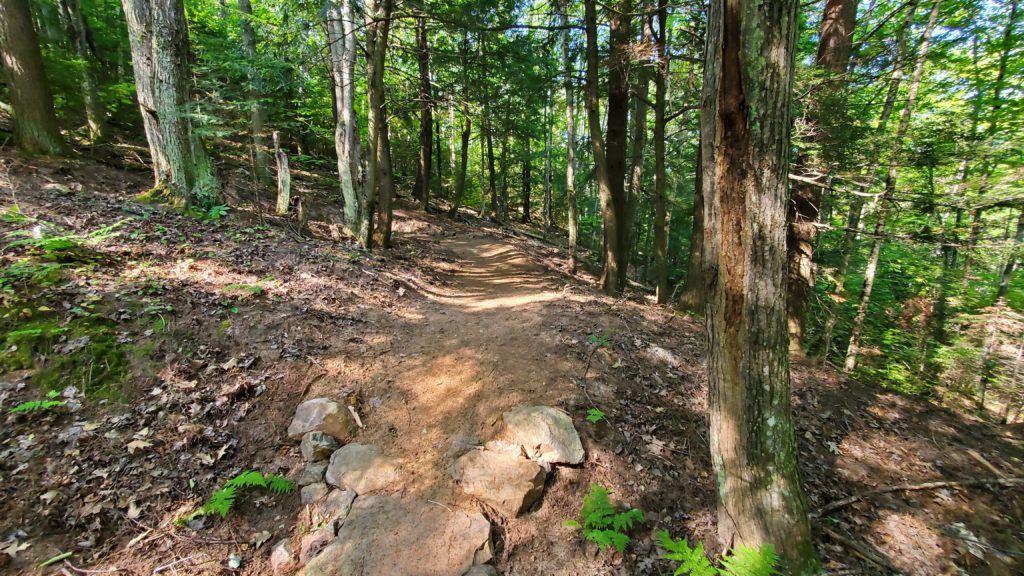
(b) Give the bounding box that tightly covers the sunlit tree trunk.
[449,34,472,217]
[702,1,818,571]
[122,0,220,205]
[413,14,433,211]
[364,0,395,248]
[652,0,669,303]
[0,0,66,155]
[584,0,632,296]
[237,0,270,183]
[845,0,941,372]
[326,0,363,238]
[560,0,579,273]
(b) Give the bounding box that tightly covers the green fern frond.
[177,470,295,525]
[611,508,644,532]
[566,484,644,554]
[224,470,269,490]
[656,531,717,576]
[579,484,616,529]
[718,544,779,576]
[586,529,631,553]
[9,399,65,414]
[266,474,294,494]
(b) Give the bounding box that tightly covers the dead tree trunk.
[122,0,220,205]
[0,0,66,155]
[273,131,290,215]
[701,0,819,572]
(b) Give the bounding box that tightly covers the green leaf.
[586,408,605,424]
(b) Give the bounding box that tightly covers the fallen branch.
[814,476,1024,518]
[819,526,898,572]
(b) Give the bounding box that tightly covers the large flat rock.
[325,443,400,495]
[452,449,546,517]
[288,398,359,442]
[496,406,584,465]
[299,496,492,576]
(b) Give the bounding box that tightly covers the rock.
[299,528,336,564]
[496,406,585,465]
[301,431,340,462]
[295,461,327,486]
[269,538,295,575]
[315,489,356,531]
[446,433,481,459]
[299,496,491,576]
[301,482,330,504]
[325,443,400,495]
[464,566,499,576]
[452,450,546,516]
[288,398,359,442]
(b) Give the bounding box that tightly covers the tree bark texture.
[59,0,107,141]
[238,0,270,183]
[414,14,433,210]
[560,0,579,274]
[326,0,364,239]
[653,0,670,303]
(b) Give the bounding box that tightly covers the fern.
[9,390,65,414]
[657,531,779,576]
[564,484,644,553]
[177,471,294,525]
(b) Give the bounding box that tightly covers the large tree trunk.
[678,138,704,310]
[237,0,270,183]
[560,0,579,274]
[58,0,107,142]
[364,0,395,248]
[499,133,510,222]
[413,14,433,211]
[326,0,364,238]
[652,0,669,303]
[786,0,858,354]
[448,34,472,217]
[543,90,553,235]
[584,0,632,296]
[0,0,66,155]
[701,0,818,572]
[122,0,220,205]
[845,0,941,372]
[522,138,532,223]
[626,9,653,280]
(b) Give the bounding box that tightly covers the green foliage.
[9,390,65,414]
[657,531,779,576]
[178,470,294,525]
[585,408,605,424]
[4,219,124,262]
[203,204,230,222]
[587,332,611,347]
[564,484,644,553]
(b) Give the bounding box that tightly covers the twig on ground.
[63,560,123,574]
[814,476,1024,518]
[820,526,898,572]
[153,556,194,574]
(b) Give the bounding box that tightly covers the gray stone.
[301,431,340,462]
[452,449,546,517]
[325,443,400,495]
[288,398,359,442]
[496,406,585,465]
[295,461,327,486]
[314,489,356,531]
[299,496,491,576]
[300,482,330,504]
[269,538,295,575]
[299,528,336,564]
[464,566,499,576]
[447,434,481,459]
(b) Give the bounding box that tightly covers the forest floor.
[1,147,1023,576]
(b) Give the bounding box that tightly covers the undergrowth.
[9,390,64,414]
[657,531,779,576]
[178,470,294,525]
[564,484,644,553]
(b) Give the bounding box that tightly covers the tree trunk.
[58,0,107,142]
[448,34,472,217]
[626,10,653,279]
[413,14,433,211]
[652,0,669,303]
[560,0,579,274]
[522,138,532,223]
[845,0,941,373]
[584,0,632,296]
[996,209,1024,303]
[273,131,290,215]
[544,89,553,235]
[678,137,704,310]
[326,0,364,239]
[364,0,395,248]
[435,117,443,198]
[787,0,858,354]
[701,1,818,571]
[122,0,220,205]
[237,0,270,183]
[499,133,510,222]
[0,0,66,155]
[485,114,498,221]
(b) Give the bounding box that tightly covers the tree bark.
[122,0,220,205]
[584,0,632,296]
[0,0,66,155]
[58,0,107,142]
[273,131,290,215]
[365,0,395,248]
[560,0,579,274]
[448,33,472,217]
[701,0,818,572]
[413,14,433,211]
[237,0,270,184]
[845,0,941,372]
[678,136,704,311]
[996,209,1024,303]
[326,0,364,239]
[626,9,653,281]
[522,138,532,223]
[544,89,553,235]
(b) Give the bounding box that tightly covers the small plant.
[9,390,65,414]
[586,408,605,424]
[223,276,274,300]
[177,470,294,525]
[204,204,229,222]
[587,332,611,347]
[657,531,779,576]
[564,484,644,553]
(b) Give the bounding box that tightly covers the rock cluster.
[273,400,584,575]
